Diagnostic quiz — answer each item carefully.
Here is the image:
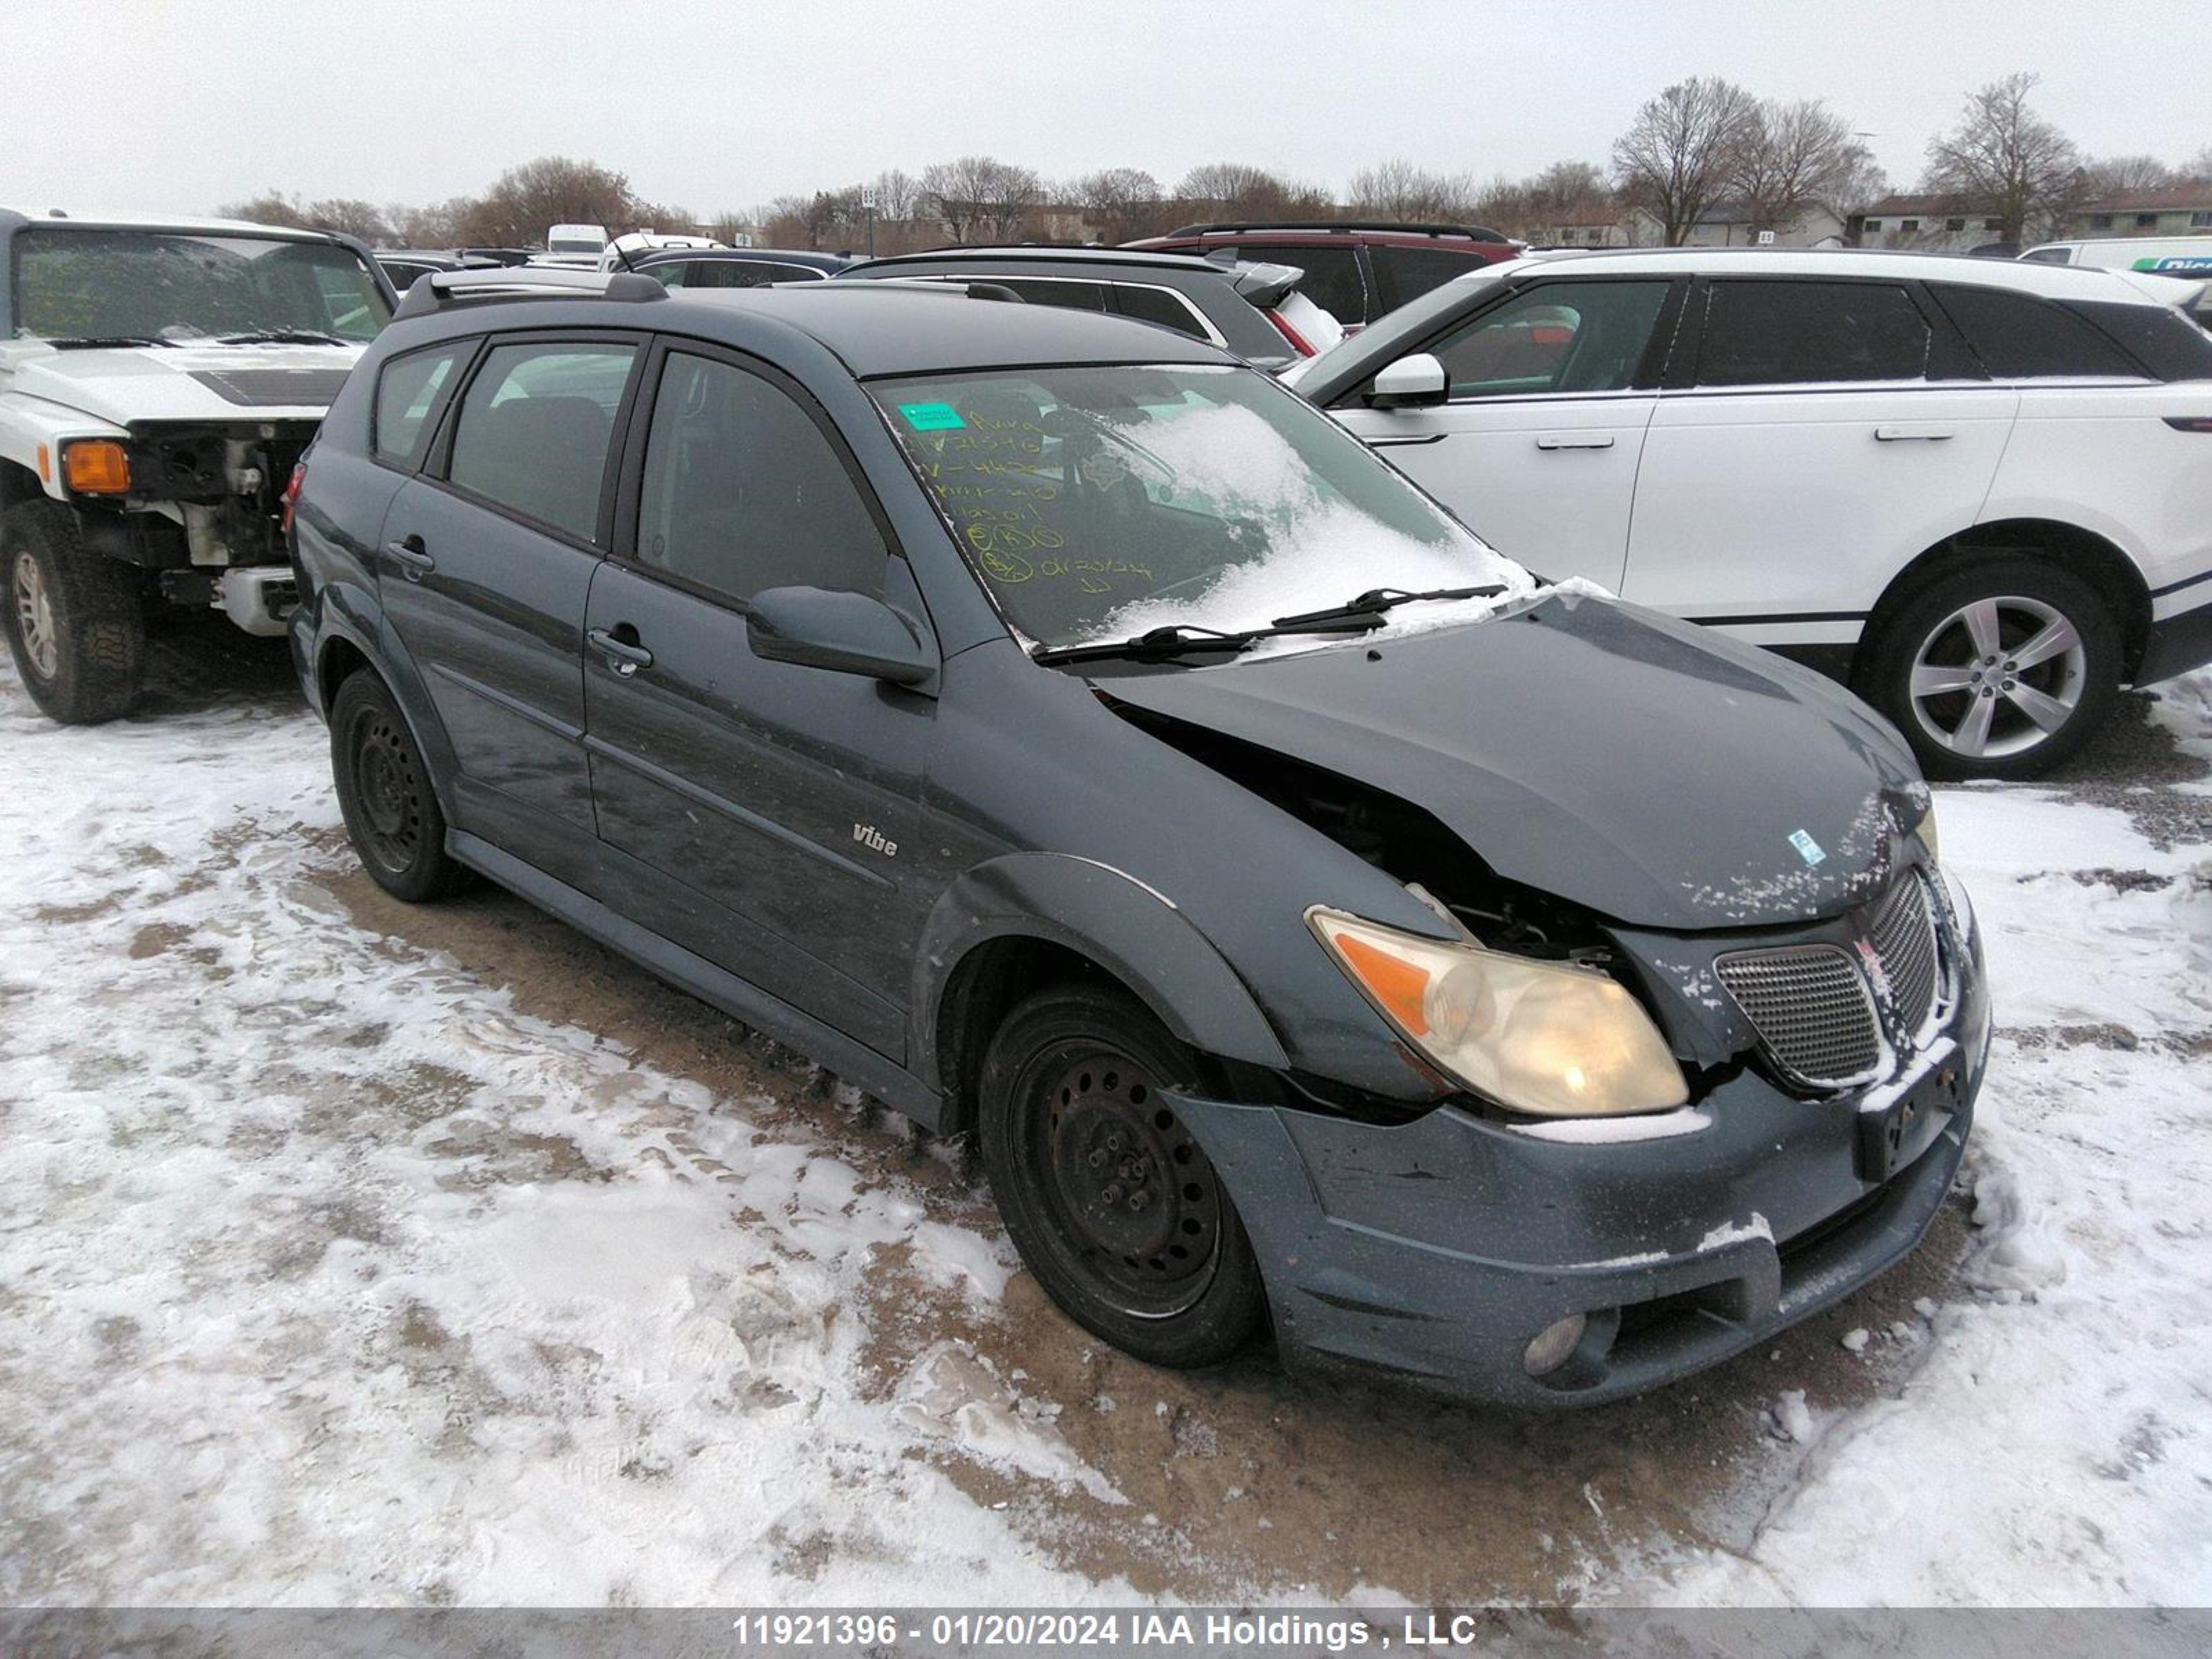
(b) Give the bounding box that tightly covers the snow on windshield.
[1074,399,1535,653]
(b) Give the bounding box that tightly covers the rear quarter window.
[1376,245,1488,308]
[373,343,466,467]
[1929,285,2153,379]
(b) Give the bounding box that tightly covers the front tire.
[330,671,469,902]
[1862,555,2119,781]
[978,984,1266,1368]
[3,501,147,724]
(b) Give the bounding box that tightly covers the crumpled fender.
[910,851,1291,1098]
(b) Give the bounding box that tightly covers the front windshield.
[872,362,1529,650]
[12,229,392,344]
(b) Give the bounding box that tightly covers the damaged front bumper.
[1172,926,1991,1409]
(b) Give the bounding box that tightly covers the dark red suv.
[1125,221,1519,330]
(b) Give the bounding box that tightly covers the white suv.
[1286,249,2212,778]
[0,209,393,722]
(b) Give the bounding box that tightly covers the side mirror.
[746,585,936,686]
[1368,353,1447,410]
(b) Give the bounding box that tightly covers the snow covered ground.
[1,632,2206,1608]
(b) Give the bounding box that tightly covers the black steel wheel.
[330,671,469,901]
[979,984,1265,1367]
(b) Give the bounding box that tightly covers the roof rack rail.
[1161,220,1512,243]
[393,265,667,319]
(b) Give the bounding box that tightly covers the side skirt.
[446,829,948,1132]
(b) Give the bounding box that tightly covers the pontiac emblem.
[1855,937,1891,1001]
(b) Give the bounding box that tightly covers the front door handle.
[587,626,654,677]
[1873,426,1956,442]
[385,535,435,577]
[1534,434,1616,451]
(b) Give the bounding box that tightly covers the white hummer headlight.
[1915,803,1940,865]
[1306,908,1688,1118]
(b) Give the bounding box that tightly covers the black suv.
[289,270,1987,1406]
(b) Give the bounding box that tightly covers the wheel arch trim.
[912,853,1291,1127]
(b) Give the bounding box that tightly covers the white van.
[541,223,609,268]
[2021,236,2212,279]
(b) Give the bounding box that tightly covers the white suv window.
[1696,281,1931,387]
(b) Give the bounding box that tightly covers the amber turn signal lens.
[63,439,131,494]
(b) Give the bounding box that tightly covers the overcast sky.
[6,0,2204,218]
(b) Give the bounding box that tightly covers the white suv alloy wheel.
[1907,594,2086,760]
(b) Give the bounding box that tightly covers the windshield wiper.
[1268,584,1506,630]
[1033,585,1514,668]
[47,334,175,350]
[1031,624,1259,667]
[217,328,347,346]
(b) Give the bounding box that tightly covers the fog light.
[1523,1311,1587,1377]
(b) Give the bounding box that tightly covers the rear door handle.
[1534,434,1615,451]
[384,535,435,577]
[587,627,654,677]
[1873,426,1956,442]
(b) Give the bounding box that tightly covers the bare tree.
[1922,73,2084,246]
[1612,77,1761,245]
[1173,162,1332,220]
[1470,161,1615,241]
[2186,147,2212,185]
[1345,159,1477,222]
[454,157,661,248]
[920,156,1043,243]
[2083,154,2174,197]
[872,168,921,223]
[390,197,472,248]
[1732,100,1876,235]
[217,191,393,244]
[1069,167,1162,243]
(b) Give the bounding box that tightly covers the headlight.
[1306,907,1688,1118]
[1915,803,1940,865]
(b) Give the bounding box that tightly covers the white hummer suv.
[1,209,393,722]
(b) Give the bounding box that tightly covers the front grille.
[1716,946,1882,1087]
[1868,872,1941,1033]
[1718,870,1952,1092]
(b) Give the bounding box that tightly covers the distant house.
[2063,185,2212,239]
[1848,194,2008,253]
[1665,200,1848,249]
[1531,201,1842,250]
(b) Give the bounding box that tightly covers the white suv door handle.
[1873,426,1957,442]
[1534,434,1615,451]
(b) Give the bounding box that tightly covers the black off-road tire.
[330,670,471,902]
[978,983,1266,1369]
[1861,554,2121,782]
[3,500,147,724]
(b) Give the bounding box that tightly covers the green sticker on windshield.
[898,401,966,431]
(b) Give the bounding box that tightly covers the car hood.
[1100,590,1927,931]
[1,341,363,425]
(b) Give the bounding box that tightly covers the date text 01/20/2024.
[727,1610,1494,1648]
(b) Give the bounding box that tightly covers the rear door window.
[445,341,637,541]
[1429,280,1671,397]
[1695,281,1933,386]
[373,342,467,467]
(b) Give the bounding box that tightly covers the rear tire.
[1862,554,2119,781]
[978,983,1266,1368]
[3,500,147,724]
[330,670,470,902]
